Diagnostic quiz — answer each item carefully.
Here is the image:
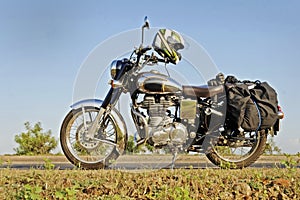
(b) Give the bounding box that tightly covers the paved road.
[1,155,298,170]
[0,162,293,170]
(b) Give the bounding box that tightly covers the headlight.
[110,60,122,79]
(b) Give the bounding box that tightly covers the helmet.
[152,29,185,64]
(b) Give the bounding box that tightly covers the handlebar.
[136,46,152,55]
[144,54,169,64]
[134,45,169,65]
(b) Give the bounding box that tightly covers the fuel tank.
[137,70,182,94]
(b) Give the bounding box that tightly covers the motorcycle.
[60,17,284,169]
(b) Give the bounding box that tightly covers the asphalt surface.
[1,155,298,170]
[0,162,292,170]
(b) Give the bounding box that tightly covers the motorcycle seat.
[182,85,224,98]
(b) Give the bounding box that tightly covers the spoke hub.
[77,123,100,150]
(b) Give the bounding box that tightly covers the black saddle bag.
[250,82,278,129]
[225,76,278,131]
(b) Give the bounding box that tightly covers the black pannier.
[250,82,278,129]
[225,76,278,131]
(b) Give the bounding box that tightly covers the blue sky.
[0,1,299,154]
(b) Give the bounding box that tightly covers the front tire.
[206,130,267,169]
[60,106,124,169]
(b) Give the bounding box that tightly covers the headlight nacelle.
[110,60,123,79]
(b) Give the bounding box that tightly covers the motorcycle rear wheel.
[205,130,267,169]
[60,106,121,169]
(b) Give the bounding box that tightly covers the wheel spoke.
[88,112,93,122]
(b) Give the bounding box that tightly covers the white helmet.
[152,29,185,64]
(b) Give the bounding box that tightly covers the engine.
[141,95,188,147]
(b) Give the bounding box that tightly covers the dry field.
[0,155,299,199]
[0,168,299,199]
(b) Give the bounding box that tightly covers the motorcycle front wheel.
[60,106,122,169]
[205,130,267,169]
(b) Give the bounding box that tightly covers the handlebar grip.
[140,46,152,54]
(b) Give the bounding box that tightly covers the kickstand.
[170,148,178,170]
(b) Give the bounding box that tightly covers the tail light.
[277,105,284,119]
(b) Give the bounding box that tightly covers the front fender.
[70,99,128,155]
[71,99,103,110]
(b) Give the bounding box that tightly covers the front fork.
[85,87,122,140]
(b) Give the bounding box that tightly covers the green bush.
[14,122,57,155]
[264,137,282,155]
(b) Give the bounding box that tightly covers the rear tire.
[205,130,267,169]
[60,107,122,169]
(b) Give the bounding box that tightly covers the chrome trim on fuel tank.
[137,71,182,94]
